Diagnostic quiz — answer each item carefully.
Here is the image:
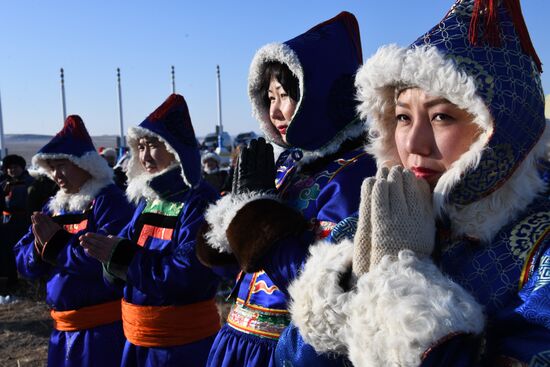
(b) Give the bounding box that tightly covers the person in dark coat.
[0,154,34,296]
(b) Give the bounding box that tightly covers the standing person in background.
[287,0,550,365]
[80,94,222,367]
[101,147,128,190]
[201,152,230,194]
[0,154,34,298]
[26,170,59,215]
[196,12,376,367]
[13,115,134,367]
[100,147,118,168]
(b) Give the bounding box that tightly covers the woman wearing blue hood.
[196,11,376,367]
[80,94,221,366]
[14,115,134,367]
[287,0,550,366]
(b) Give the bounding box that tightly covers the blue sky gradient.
[1,1,548,138]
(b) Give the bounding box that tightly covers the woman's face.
[268,76,297,144]
[137,137,175,174]
[394,88,479,188]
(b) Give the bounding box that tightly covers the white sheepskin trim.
[32,151,114,182]
[442,121,550,242]
[288,239,355,355]
[48,177,112,213]
[297,120,366,166]
[355,44,493,173]
[125,126,190,187]
[346,250,484,367]
[203,191,280,254]
[248,42,304,147]
[124,164,180,205]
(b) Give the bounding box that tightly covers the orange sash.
[51,299,122,331]
[121,298,220,347]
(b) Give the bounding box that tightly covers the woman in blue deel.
[196,11,376,367]
[81,94,221,366]
[14,115,134,367]
[286,0,550,366]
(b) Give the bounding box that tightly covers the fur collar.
[48,177,111,213]
[125,163,180,205]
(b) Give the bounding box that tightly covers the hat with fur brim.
[32,115,113,181]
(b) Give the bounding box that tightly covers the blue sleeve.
[422,242,550,366]
[262,162,368,294]
[13,225,50,279]
[125,197,218,301]
[53,189,134,276]
[118,200,146,240]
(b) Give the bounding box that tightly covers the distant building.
[546,94,550,119]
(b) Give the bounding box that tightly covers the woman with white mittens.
[284,0,550,366]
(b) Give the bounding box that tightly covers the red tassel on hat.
[468,0,500,47]
[468,0,542,72]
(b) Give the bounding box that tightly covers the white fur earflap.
[248,42,304,147]
[203,191,281,253]
[288,239,355,355]
[48,176,111,213]
[32,151,114,182]
[346,250,484,367]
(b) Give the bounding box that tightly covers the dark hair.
[2,154,26,169]
[261,62,300,110]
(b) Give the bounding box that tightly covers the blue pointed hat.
[126,94,201,188]
[356,0,547,209]
[248,11,364,156]
[32,115,113,180]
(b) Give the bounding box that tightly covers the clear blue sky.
[1,1,549,139]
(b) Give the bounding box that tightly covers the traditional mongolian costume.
[286,0,550,366]
[14,115,134,367]
[197,12,376,367]
[103,94,221,367]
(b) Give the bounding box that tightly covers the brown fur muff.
[226,199,308,272]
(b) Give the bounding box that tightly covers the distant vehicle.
[233,131,259,148]
[201,132,232,152]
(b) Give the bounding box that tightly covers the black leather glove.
[233,138,276,194]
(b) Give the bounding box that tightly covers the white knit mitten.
[352,177,374,276]
[369,166,435,267]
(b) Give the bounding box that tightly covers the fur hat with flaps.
[32,115,113,182]
[355,0,548,242]
[125,94,201,202]
[248,11,365,157]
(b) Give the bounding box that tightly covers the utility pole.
[117,68,125,152]
[60,68,67,121]
[171,65,176,94]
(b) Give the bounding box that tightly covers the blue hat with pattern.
[126,94,201,189]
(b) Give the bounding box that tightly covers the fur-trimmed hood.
[355,0,548,242]
[32,115,114,184]
[248,11,365,158]
[125,94,202,203]
[31,115,113,212]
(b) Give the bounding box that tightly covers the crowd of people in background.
[1,1,550,366]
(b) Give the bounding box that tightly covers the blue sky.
[1,1,549,139]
